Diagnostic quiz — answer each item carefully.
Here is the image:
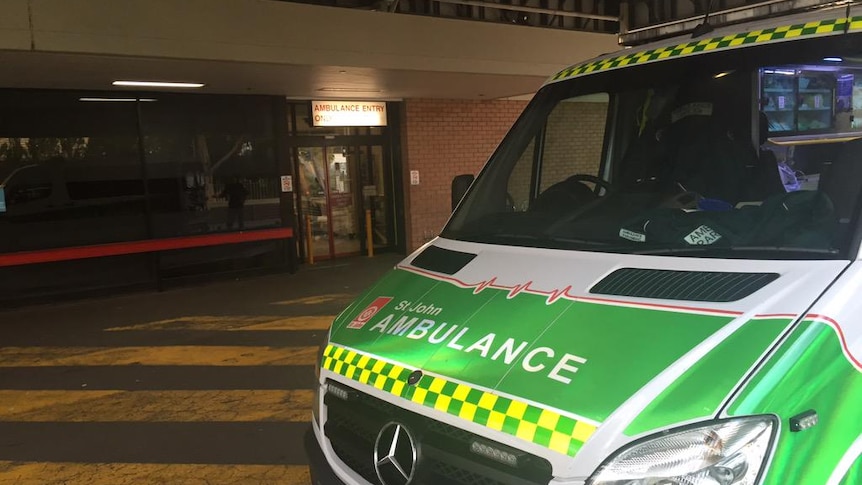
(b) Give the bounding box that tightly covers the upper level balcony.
[0,0,620,99]
[281,0,620,33]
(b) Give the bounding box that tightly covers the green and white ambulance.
[305,2,862,484]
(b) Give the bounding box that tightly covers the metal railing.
[278,0,619,33]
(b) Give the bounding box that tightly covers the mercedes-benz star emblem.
[373,422,418,485]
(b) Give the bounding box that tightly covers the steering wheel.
[566,174,614,195]
[660,190,700,210]
[531,174,614,213]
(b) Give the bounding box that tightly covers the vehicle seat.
[530,176,597,214]
[820,139,862,224]
[752,112,787,198]
[663,101,753,205]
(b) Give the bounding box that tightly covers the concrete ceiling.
[0,49,545,100]
[0,0,621,101]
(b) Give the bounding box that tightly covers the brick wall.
[508,101,607,210]
[400,98,607,251]
[540,102,608,189]
[401,98,527,251]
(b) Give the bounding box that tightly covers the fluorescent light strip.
[318,87,381,93]
[113,80,205,88]
[79,97,157,102]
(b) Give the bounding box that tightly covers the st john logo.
[348,297,394,329]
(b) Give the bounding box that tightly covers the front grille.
[324,380,553,485]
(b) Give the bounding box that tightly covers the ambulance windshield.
[444,33,862,259]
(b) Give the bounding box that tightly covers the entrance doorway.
[296,144,393,260]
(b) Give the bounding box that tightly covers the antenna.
[692,0,716,38]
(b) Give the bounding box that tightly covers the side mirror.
[451,174,474,212]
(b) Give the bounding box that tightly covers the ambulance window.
[505,93,610,213]
[506,137,535,212]
[538,94,609,192]
[758,62,862,234]
[447,31,862,259]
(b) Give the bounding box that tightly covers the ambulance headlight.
[587,417,775,485]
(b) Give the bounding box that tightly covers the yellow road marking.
[105,315,335,332]
[241,316,333,331]
[0,462,310,485]
[0,346,317,367]
[273,294,354,305]
[0,390,313,422]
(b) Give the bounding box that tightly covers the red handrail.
[0,227,293,267]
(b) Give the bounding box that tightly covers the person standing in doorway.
[220,176,248,230]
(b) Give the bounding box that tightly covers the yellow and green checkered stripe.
[849,14,862,31]
[552,16,851,82]
[322,343,598,457]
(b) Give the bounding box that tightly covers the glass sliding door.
[295,139,397,261]
[298,147,329,260]
[356,144,391,251]
[327,146,360,257]
[287,100,404,260]
[298,146,360,260]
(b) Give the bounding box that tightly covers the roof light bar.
[621,0,848,46]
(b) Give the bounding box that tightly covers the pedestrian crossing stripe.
[0,345,317,367]
[0,390,312,422]
[0,462,310,484]
[322,344,598,457]
[550,16,852,83]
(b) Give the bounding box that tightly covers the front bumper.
[304,425,348,485]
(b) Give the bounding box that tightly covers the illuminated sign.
[312,101,387,127]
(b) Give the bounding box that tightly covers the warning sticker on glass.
[671,102,713,123]
[684,225,722,245]
[619,228,646,242]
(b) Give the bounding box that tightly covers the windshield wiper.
[459,232,613,249]
[487,233,542,240]
[491,233,615,246]
[630,245,839,257]
[548,237,612,247]
[453,232,544,245]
